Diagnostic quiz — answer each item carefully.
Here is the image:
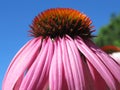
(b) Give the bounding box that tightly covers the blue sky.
[0,0,120,89]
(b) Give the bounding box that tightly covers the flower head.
[2,8,120,90]
[30,8,93,39]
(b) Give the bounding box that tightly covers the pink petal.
[36,38,54,89]
[66,35,95,90]
[87,60,109,90]
[2,37,42,90]
[61,37,75,90]
[75,37,117,89]
[66,38,82,90]
[20,38,53,90]
[87,40,120,81]
[49,37,65,90]
[86,40,120,89]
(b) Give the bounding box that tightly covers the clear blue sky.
[0,0,120,89]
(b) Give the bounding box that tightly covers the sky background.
[0,0,120,89]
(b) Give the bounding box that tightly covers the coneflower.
[2,8,120,90]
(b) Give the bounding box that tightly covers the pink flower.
[2,8,120,90]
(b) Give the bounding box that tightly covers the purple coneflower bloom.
[2,8,120,90]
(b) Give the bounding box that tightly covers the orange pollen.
[30,8,94,39]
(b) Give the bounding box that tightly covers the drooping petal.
[86,60,109,90]
[75,36,117,89]
[2,37,42,90]
[19,38,53,90]
[86,40,120,89]
[36,38,54,89]
[66,35,95,90]
[66,38,83,90]
[49,37,66,90]
[61,37,75,90]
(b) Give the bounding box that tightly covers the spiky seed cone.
[30,8,94,39]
